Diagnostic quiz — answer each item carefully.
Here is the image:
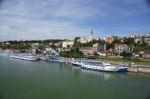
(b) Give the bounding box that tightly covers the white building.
[44,47,58,54]
[62,41,74,48]
[79,47,97,55]
[31,43,40,48]
[115,44,129,55]
[144,33,150,45]
[78,37,93,44]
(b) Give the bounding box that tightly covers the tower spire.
[90,29,93,40]
[91,29,93,35]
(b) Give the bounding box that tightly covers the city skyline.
[0,0,150,41]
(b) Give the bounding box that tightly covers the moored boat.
[45,55,65,63]
[9,54,39,61]
[103,62,128,72]
[81,60,128,72]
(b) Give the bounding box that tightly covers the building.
[62,41,74,48]
[131,35,143,44]
[44,47,58,54]
[57,48,72,52]
[5,42,10,45]
[31,48,37,54]
[93,43,104,52]
[31,43,40,54]
[144,50,150,59]
[78,37,93,44]
[115,44,129,55]
[130,33,150,45]
[93,43,99,51]
[144,34,150,45]
[103,35,114,43]
[31,43,40,49]
[79,47,97,55]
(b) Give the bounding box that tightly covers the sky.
[0,0,150,41]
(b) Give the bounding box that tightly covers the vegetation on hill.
[59,48,84,58]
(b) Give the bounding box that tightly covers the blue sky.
[0,0,150,41]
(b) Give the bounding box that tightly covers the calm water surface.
[0,56,150,99]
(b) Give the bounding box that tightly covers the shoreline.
[0,52,150,74]
[97,57,150,73]
[127,66,150,73]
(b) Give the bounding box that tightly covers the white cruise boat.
[9,54,38,61]
[81,61,127,72]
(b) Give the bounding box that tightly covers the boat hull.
[9,55,38,61]
[117,67,128,72]
[46,58,65,63]
[72,62,83,67]
[72,63,82,67]
[81,65,127,72]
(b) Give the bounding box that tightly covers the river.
[0,56,150,99]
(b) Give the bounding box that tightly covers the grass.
[97,57,150,66]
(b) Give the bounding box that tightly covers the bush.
[120,51,132,58]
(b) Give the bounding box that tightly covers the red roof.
[115,44,128,47]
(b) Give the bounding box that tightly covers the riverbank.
[97,57,150,73]
[127,66,150,73]
[97,57,150,66]
[0,51,150,73]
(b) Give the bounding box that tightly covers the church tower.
[90,29,93,40]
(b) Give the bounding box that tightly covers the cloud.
[0,0,4,7]
[0,0,150,41]
[0,13,90,40]
[0,0,100,41]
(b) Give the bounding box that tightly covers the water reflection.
[9,57,150,82]
[44,61,114,80]
[0,94,2,99]
[8,57,38,65]
[126,72,150,81]
[81,69,113,80]
[64,65,127,80]
[147,93,150,99]
[45,62,150,81]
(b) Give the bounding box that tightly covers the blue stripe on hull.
[117,69,128,72]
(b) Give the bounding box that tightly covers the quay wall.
[128,66,150,73]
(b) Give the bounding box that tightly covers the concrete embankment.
[128,65,150,73]
[109,62,150,73]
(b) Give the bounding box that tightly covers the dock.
[127,65,150,73]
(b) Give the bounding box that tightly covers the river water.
[0,56,150,99]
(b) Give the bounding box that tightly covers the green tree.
[123,38,134,45]
[112,39,121,44]
[106,43,114,50]
[120,51,132,58]
[73,37,82,47]
[59,47,84,58]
